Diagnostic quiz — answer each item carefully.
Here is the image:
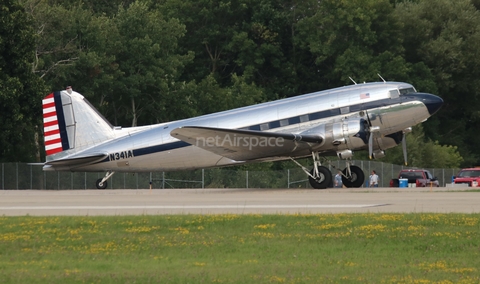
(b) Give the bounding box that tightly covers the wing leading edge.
[171,126,323,161]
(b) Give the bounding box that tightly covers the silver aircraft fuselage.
[42,82,443,173]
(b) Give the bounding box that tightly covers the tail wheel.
[309,166,332,189]
[342,165,365,188]
[96,178,108,189]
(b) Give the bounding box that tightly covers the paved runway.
[0,187,479,216]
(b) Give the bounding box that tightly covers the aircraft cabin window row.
[242,90,420,132]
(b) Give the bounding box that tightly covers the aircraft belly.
[76,146,236,172]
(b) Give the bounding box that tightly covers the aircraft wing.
[171,126,323,161]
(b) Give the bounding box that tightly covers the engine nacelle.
[326,118,369,151]
[377,131,403,150]
[301,118,369,153]
[337,150,353,159]
[372,150,385,159]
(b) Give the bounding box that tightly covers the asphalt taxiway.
[0,187,478,216]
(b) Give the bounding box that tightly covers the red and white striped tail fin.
[42,87,116,161]
[42,93,64,156]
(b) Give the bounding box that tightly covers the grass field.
[1,213,479,283]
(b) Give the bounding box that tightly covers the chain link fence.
[0,161,461,190]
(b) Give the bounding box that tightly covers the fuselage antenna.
[349,77,357,85]
[377,73,386,83]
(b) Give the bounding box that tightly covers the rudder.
[42,87,115,161]
[43,92,69,156]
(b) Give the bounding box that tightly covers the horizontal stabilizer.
[171,126,323,161]
[44,153,108,169]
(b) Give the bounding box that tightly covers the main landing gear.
[290,152,365,189]
[95,171,115,189]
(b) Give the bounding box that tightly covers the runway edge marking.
[0,204,389,210]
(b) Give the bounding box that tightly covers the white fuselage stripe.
[43,107,56,114]
[44,125,59,132]
[45,143,62,151]
[42,97,55,104]
[44,134,61,141]
[43,116,58,123]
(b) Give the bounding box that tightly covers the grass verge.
[1,213,479,283]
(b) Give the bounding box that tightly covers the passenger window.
[299,115,309,122]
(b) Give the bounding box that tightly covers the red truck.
[453,168,480,187]
[390,169,440,187]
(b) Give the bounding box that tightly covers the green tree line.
[1,0,477,169]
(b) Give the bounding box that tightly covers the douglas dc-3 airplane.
[42,80,443,189]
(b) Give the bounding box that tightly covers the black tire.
[309,166,332,189]
[96,178,108,189]
[342,166,365,188]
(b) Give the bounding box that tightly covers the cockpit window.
[389,89,399,99]
[399,87,416,95]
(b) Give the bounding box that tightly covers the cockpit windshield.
[389,86,417,99]
[399,87,416,94]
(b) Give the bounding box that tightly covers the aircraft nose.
[412,93,444,115]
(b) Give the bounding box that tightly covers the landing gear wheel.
[342,165,365,188]
[309,166,332,189]
[96,178,108,189]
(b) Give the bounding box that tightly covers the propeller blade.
[402,134,408,166]
[369,132,373,159]
[367,126,379,160]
